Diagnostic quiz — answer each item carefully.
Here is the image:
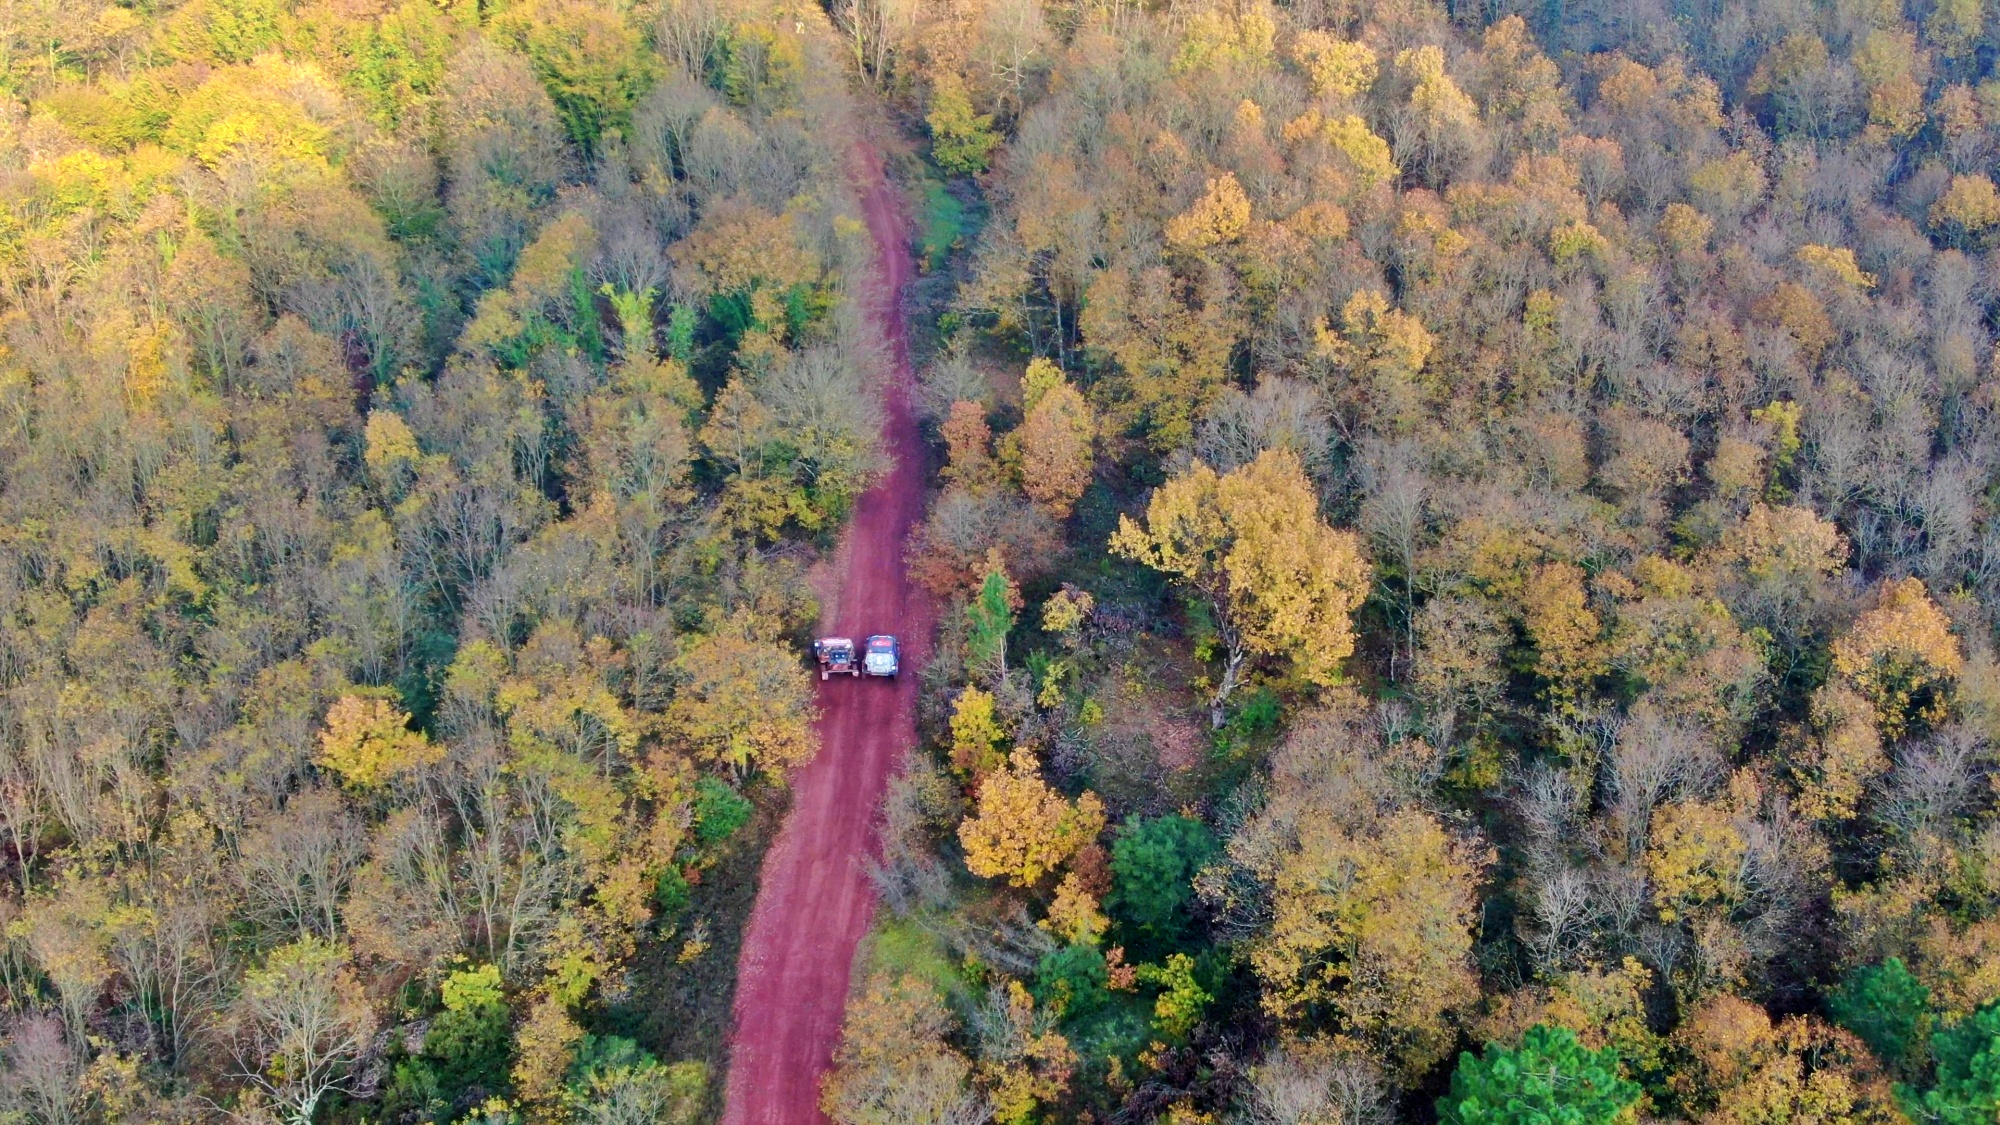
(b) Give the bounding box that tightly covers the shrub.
[1033,944,1110,1021]
[693,776,754,845]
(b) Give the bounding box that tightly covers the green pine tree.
[1439,1025,1641,1125]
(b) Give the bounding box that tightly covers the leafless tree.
[445,747,581,975]
[1603,704,1722,859]
[1879,723,1988,852]
[653,0,726,80]
[111,868,227,1069]
[868,761,959,917]
[1,1014,84,1125]
[237,788,366,942]
[917,349,992,424]
[1231,1042,1397,1125]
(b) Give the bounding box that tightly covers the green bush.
[655,865,692,916]
[566,1035,707,1125]
[382,1054,445,1123]
[1136,952,1211,1042]
[1438,1025,1641,1125]
[1225,687,1281,736]
[694,776,753,845]
[1033,944,1110,1021]
[1108,814,1218,952]
[1829,957,1931,1069]
[424,963,512,1098]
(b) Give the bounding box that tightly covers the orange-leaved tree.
[1012,358,1095,520]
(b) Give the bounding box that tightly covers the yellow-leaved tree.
[948,686,1008,780]
[1164,172,1252,251]
[1314,288,1434,427]
[1521,561,1608,714]
[1645,798,1747,924]
[1830,577,1963,740]
[1290,31,1377,99]
[958,749,1106,888]
[667,628,819,781]
[1250,806,1485,1076]
[1226,705,1489,1077]
[316,695,442,789]
[1111,448,1371,727]
[1930,173,2000,247]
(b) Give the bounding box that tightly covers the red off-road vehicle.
[812,637,859,680]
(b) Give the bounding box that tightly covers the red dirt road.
[718,140,934,1125]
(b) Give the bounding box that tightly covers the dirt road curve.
[718,139,933,1125]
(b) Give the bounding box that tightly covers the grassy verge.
[601,794,785,1122]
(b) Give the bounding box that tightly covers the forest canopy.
[838,0,2000,1120]
[0,0,881,1120]
[5,0,2000,1119]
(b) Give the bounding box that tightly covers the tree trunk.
[1210,645,1245,729]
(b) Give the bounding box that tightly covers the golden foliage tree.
[1672,995,1899,1125]
[1789,684,1888,823]
[940,399,996,489]
[823,976,983,1125]
[977,981,1077,1125]
[1522,562,1607,711]
[666,629,819,781]
[1722,503,1847,588]
[1290,31,1377,99]
[1646,799,1747,924]
[229,937,377,1125]
[1930,174,2000,246]
[1249,807,1484,1075]
[316,695,441,789]
[948,686,1008,779]
[927,73,1001,175]
[958,749,1107,888]
[1111,448,1371,727]
[1315,288,1435,426]
[1831,577,1963,739]
[1165,172,1252,251]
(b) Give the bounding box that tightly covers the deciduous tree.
[958,749,1106,889]
[1012,359,1093,520]
[229,937,377,1125]
[1111,449,1370,727]
[667,629,818,781]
